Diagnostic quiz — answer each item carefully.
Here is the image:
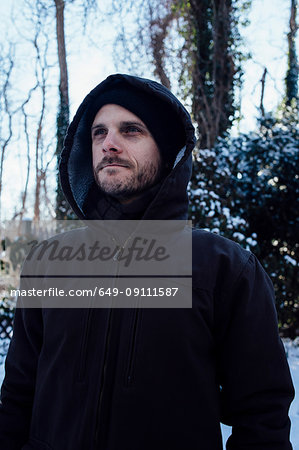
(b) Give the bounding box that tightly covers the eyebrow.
[91,121,148,132]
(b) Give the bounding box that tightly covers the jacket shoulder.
[192,228,253,293]
[192,228,251,260]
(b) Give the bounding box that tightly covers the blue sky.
[239,0,294,130]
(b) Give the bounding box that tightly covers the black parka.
[0,74,294,450]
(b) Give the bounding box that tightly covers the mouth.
[95,158,132,173]
[101,164,129,169]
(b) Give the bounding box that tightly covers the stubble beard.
[93,158,162,201]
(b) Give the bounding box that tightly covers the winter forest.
[0,0,298,443]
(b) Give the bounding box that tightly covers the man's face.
[91,104,162,203]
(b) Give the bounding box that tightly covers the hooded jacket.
[0,74,294,450]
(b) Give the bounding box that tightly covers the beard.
[93,156,162,202]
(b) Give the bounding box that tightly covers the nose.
[102,131,122,153]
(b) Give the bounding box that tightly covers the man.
[0,74,294,449]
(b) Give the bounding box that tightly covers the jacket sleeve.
[215,253,295,449]
[0,298,43,450]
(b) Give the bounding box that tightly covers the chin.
[97,179,128,196]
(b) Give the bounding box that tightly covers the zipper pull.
[113,246,123,261]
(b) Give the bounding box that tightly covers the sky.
[239,0,294,131]
[0,0,298,220]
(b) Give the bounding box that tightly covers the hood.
[59,73,196,220]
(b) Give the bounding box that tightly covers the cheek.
[136,143,161,167]
[155,150,162,167]
[92,145,100,166]
[149,148,162,170]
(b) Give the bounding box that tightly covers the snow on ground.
[221,339,299,448]
[284,338,299,450]
[0,361,4,386]
[0,340,298,448]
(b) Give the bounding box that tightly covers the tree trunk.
[285,0,298,107]
[0,54,14,221]
[189,0,235,149]
[259,68,267,117]
[54,0,72,219]
[149,6,173,89]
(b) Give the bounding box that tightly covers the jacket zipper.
[94,236,137,447]
[126,308,140,386]
[77,308,93,382]
[94,307,113,448]
[94,252,119,449]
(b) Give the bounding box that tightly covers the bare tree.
[33,36,48,223]
[145,0,178,89]
[54,0,71,219]
[1,0,105,223]
[149,12,173,89]
[21,0,98,220]
[54,0,97,219]
[7,0,57,222]
[14,84,39,222]
[0,46,15,220]
[285,0,298,107]
[111,0,178,88]
[259,68,267,118]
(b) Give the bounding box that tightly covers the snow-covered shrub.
[189,109,299,336]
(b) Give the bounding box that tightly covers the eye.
[123,126,141,134]
[92,127,106,138]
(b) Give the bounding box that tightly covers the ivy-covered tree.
[179,0,249,149]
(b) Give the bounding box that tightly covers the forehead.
[92,103,144,126]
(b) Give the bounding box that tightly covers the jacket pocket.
[77,308,93,382]
[22,437,53,449]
